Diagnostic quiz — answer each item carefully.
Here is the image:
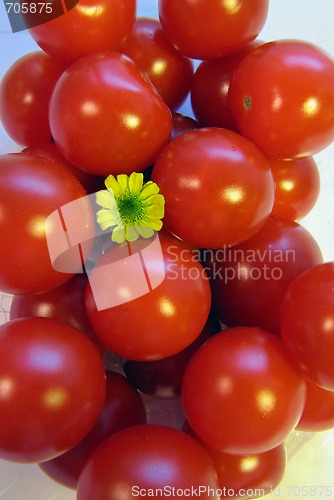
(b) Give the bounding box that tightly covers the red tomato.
[296,378,334,432]
[151,128,275,248]
[182,327,306,454]
[121,18,194,110]
[191,40,263,131]
[280,262,334,391]
[269,157,320,221]
[0,317,106,463]
[228,40,334,159]
[158,0,269,60]
[123,314,221,399]
[0,153,94,295]
[171,112,199,141]
[0,51,66,146]
[77,424,219,500]
[49,51,172,176]
[39,371,146,489]
[85,233,211,361]
[28,0,136,64]
[9,274,104,354]
[23,142,104,194]
[205,217,323,335]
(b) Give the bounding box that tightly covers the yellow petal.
[144,219,163,231]
[96,209,119,230]
[146,204,165,219]
[146,194,165,208]
[140,181,160,199]
[136,226,155,238]
[125,225,140,242]
[112,227,126,243]
[116,174,130,192]
[105,175,123,196]
[95,190,117,209]
[129,172,144,194]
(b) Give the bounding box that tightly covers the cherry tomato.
[49,51,172,176]
[269,157,320,221]
[77,424,219,500]
[152,128,275,248]
[0,153,94,295]
[158,0,269,60]
[121,18,194,110]
[39,371,146,489]
[27,0,136,64]
[191,40,263,131]
[0,317,106,463]
[205,217,323,335]
[9,274,104,354]
[0,51,66,147]
[228,40,334,159]
[182,327,306,454]
[296,378,334,432]
[171,112,199,141]
[85,233,211,361]
[280,262,334,391]
[123,314,221,399]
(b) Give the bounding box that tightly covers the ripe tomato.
[0,317,106,463]
[39,371,146,489]
[182,327,306,454]
[49,51,172,176]
[206,217,323,335]
[0,153,94,295]
[152,128,275,249]
[171,112,199,141]
[27,0,136,64]
[158,0,269,60]
[85,233,211,361]
[191,40,263,132]
[228,40,334,159]
[121,18,194,110]
[296,378,334,432]
[269,157,320,221]
[77,424,219,500]
[0,51,66,147]
[280,262,334,391]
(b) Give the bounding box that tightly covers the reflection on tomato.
[39,371,146,489]
[0,317,106,463]
[182,327,306,454]
[121,18,194,110]
[152,128,275,249]
[49,51,172,176]
[205,217,323,335]
[77,424,219,500]
[0,153,94,295]
[85,233,211,361]
[228,40,334,159]
[0,51,66,146]
[281,262,334,391]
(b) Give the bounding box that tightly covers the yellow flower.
[96,172,165,243]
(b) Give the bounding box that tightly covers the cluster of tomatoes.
[1,0,334,498]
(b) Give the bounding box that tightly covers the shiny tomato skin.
[206,217,323,335]
[0,51,66,147]
[182,327,306,454]
[39,371,146,489]
[0,317,106,463]
[228,40,334,159]
[269,157,320,221]
[296,378,334,432]
[49,51,172,176]
[158,0,269,60]
[152,128,275,249]
[77,424,219,500]
[85,233,211,361]
[121,18,194,110]
[171,112,199,141]
[28,0,136,64]
[280,262,334,391]
[0,153,94,295]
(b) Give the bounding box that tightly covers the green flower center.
[116,193,145,225]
